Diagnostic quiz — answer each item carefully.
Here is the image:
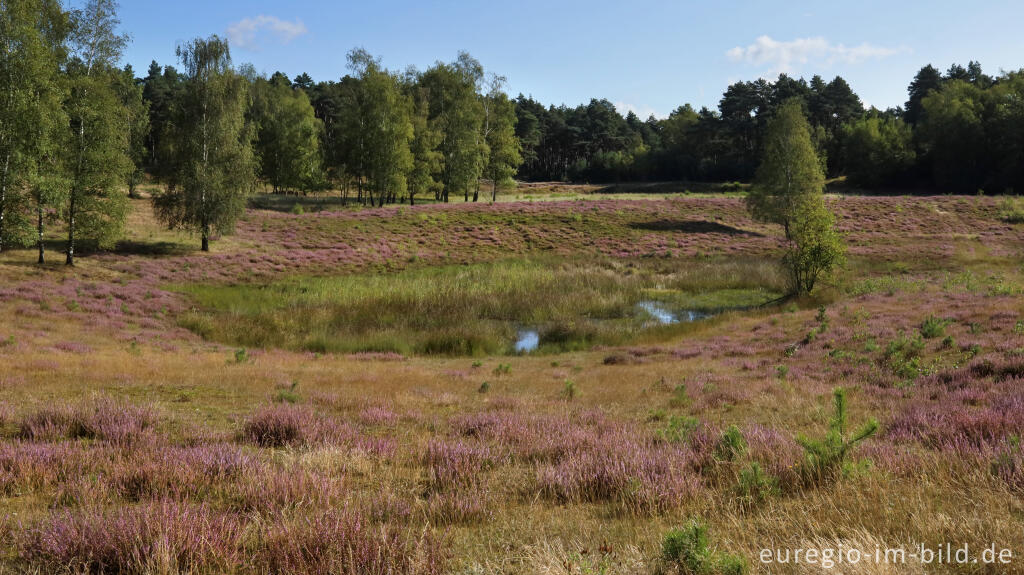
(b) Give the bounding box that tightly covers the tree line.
[514,63,1024,194]
[1,0,1022,262]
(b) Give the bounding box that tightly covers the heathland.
[0,188,1022,573]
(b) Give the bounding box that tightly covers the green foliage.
[842,114,915,188]
[251,74,322,193]
[420,53,485,202]
[0,0,69,255]
[669,384,690,408]
[492,363,511,376]
[714,425,747,461]
[659,520,747,575]
[746,100,825,237]
[561,379,577,400]
[783,194,846,295]
[482,77,522,201]
[736,462,779,507]
[63,0,133,264]
[345,49,413,206]
[919,315,951,339]
[232,348,249,364]
[999,197,1024,224]
[659,415,700,444]
[884,331,925,379]
[796,387,878,484]
[273,381,300,404]
[477,381,490,394]
[405,83,443,204]
[154,35,256,251]
[116,64,150,198]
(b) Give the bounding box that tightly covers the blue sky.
[112,0,1024,118]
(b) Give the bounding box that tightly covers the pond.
[513,300,716,353]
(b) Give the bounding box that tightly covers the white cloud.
[227,15,308,51]
[726,36,905,76]
[614,101,664,120]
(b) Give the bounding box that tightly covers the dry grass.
[0,194,1022,573]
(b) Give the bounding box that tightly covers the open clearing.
[0,193,1022,573]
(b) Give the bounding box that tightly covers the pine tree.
[154,35,255,251]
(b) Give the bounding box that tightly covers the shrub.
[669,384,690,408]
[714,426,747,461]
[736,462,779,508]
[562,380,577,401]
[920,314,951,339]
[659,415,700,444]
[274,381,300,404]
[19,399,155,446]
[658,520,747,575]
[796,388,878,485]
[477,381,490,394]
[21,501,243,573]
[998,197,1024,224]
[259,510,449,574]
[241,405,308,447]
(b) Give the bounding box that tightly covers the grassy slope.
[0,192,1021,573]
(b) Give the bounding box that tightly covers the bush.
[241,405,308,447]
[796,388,878,485]
[273,381,300,404]
[920,314,951,339]
[736,462,779,508]
[714,426,747,461]
[999,197,1024,224]
[562,380,577,401]
[659,520,747,575]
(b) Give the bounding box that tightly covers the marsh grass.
[175,257,784,356]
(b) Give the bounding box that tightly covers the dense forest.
[2,0,1023,264]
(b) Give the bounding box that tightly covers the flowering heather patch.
[259,510,449,575]
[420,438,500,491]
[19,399,155,445]
[991,439,1024,492]
[740,424,803,491]
[21,501,244,574]
[424,486,494,524]
[886,384,1024,450]
[240,404,313,447]
[536,428,702,515]
[448,409,603,463]
[359,403,401,426]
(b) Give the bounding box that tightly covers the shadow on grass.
[629,219,763,236]
[114,240,193,256]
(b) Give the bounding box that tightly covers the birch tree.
[153,36,255,251]
[63,0,131,265]
[0,0,68,253]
